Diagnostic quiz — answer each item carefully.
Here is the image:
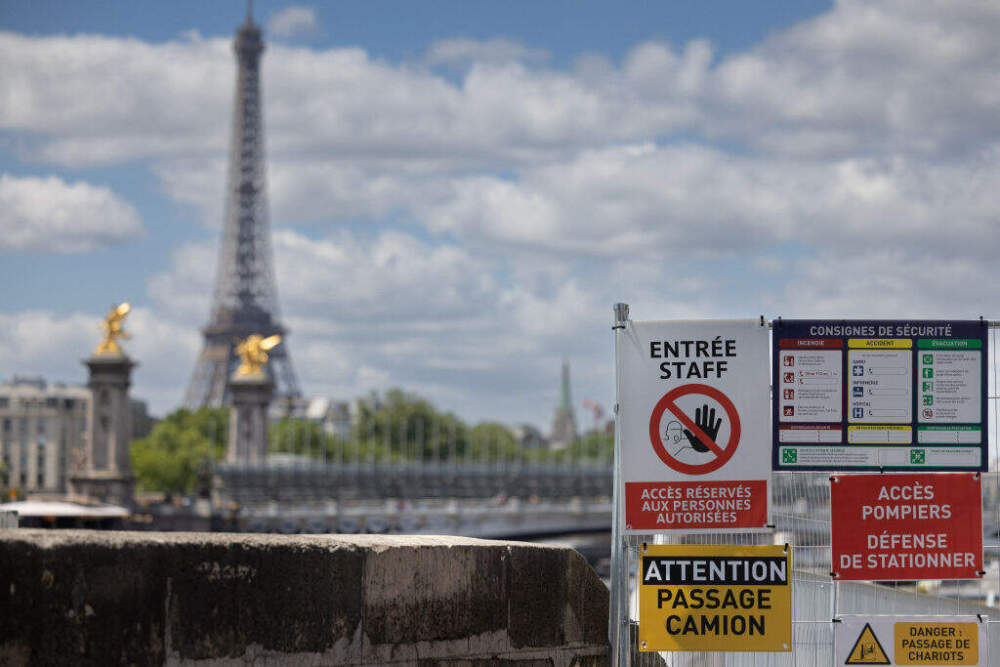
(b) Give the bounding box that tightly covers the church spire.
[560,359,572,411]
[550,360,578,449]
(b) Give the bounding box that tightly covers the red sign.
[831,473,982,581]
[778,338,842,349]
[632,382,766,530]
[625,480,767,530]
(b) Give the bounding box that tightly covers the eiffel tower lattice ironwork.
[184,11,300,409]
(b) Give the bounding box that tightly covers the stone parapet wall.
[0,530,608,666]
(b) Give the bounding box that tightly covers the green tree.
[467,422,520,463]
[520,430,613,465]
[351,389,469,462]
[130,408,227,497]
[571,430,614,463]
[268,418,361,461]
[269,418,326,457]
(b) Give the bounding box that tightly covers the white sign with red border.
[619,319,770,533]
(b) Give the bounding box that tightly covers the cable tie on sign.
[766,523,776,529]
[977,614,985,623]
[976,570,986,576]
[832,618,842,624]
[830,475,838,483]
[830,571,839,578]
[776,316,783,328]
[642,542,648,553]
[760,315,765,328]
[783,542,789,554]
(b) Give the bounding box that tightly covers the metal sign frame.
[617,317,771,534]
[609,306,1000,666]
[771,318,989,472]
[835,614,989,666]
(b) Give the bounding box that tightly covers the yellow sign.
[846,622,890,664]
[847,425,912,444]
[848,338,913,349]
[893,622,978,665]
[837,616,987,666]
[637,544,791,652]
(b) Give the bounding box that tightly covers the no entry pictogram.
[648,383,742,475]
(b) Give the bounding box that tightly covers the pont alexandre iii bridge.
[211,460,615,539]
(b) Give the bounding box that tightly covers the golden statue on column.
[95,302,131,355]
[234,334,281,377]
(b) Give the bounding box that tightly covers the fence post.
[610,302,630,666]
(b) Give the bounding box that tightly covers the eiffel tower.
[184,9,300,409]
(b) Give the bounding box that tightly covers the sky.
[2,0,999,431]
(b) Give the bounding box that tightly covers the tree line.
[131,389,613,496]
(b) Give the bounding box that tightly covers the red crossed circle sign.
[648,383,742,475]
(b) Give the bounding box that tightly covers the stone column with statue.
[70,303,137,506]
[228,334,278,463]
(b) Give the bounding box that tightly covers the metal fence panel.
[617,472,999,665]
[611,319,1000,665]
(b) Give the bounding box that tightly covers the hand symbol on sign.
[683,404,722,453]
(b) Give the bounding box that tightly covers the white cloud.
[4,1,1000,171]
[768,248,998,319]
[419,144,1000,259]
[709,0,1000,156]
[0,31,691,168]
[163,137,1000,262]
[0,173,143,252]
[148,229,497,326]
[0,307,199,412]
[425,38,549,67]
[0,310,97,373]
[146,242,216,322]
[142,228,620,423]
[274,229,497,320]
[152,158,225,227]
[0,32,231,166]
[5,0,1000,427]
[265,158,443,227]
[267,6,320,39]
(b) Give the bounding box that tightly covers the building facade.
[0,377,89,494]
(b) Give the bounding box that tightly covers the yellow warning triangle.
[845,622,890,665]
